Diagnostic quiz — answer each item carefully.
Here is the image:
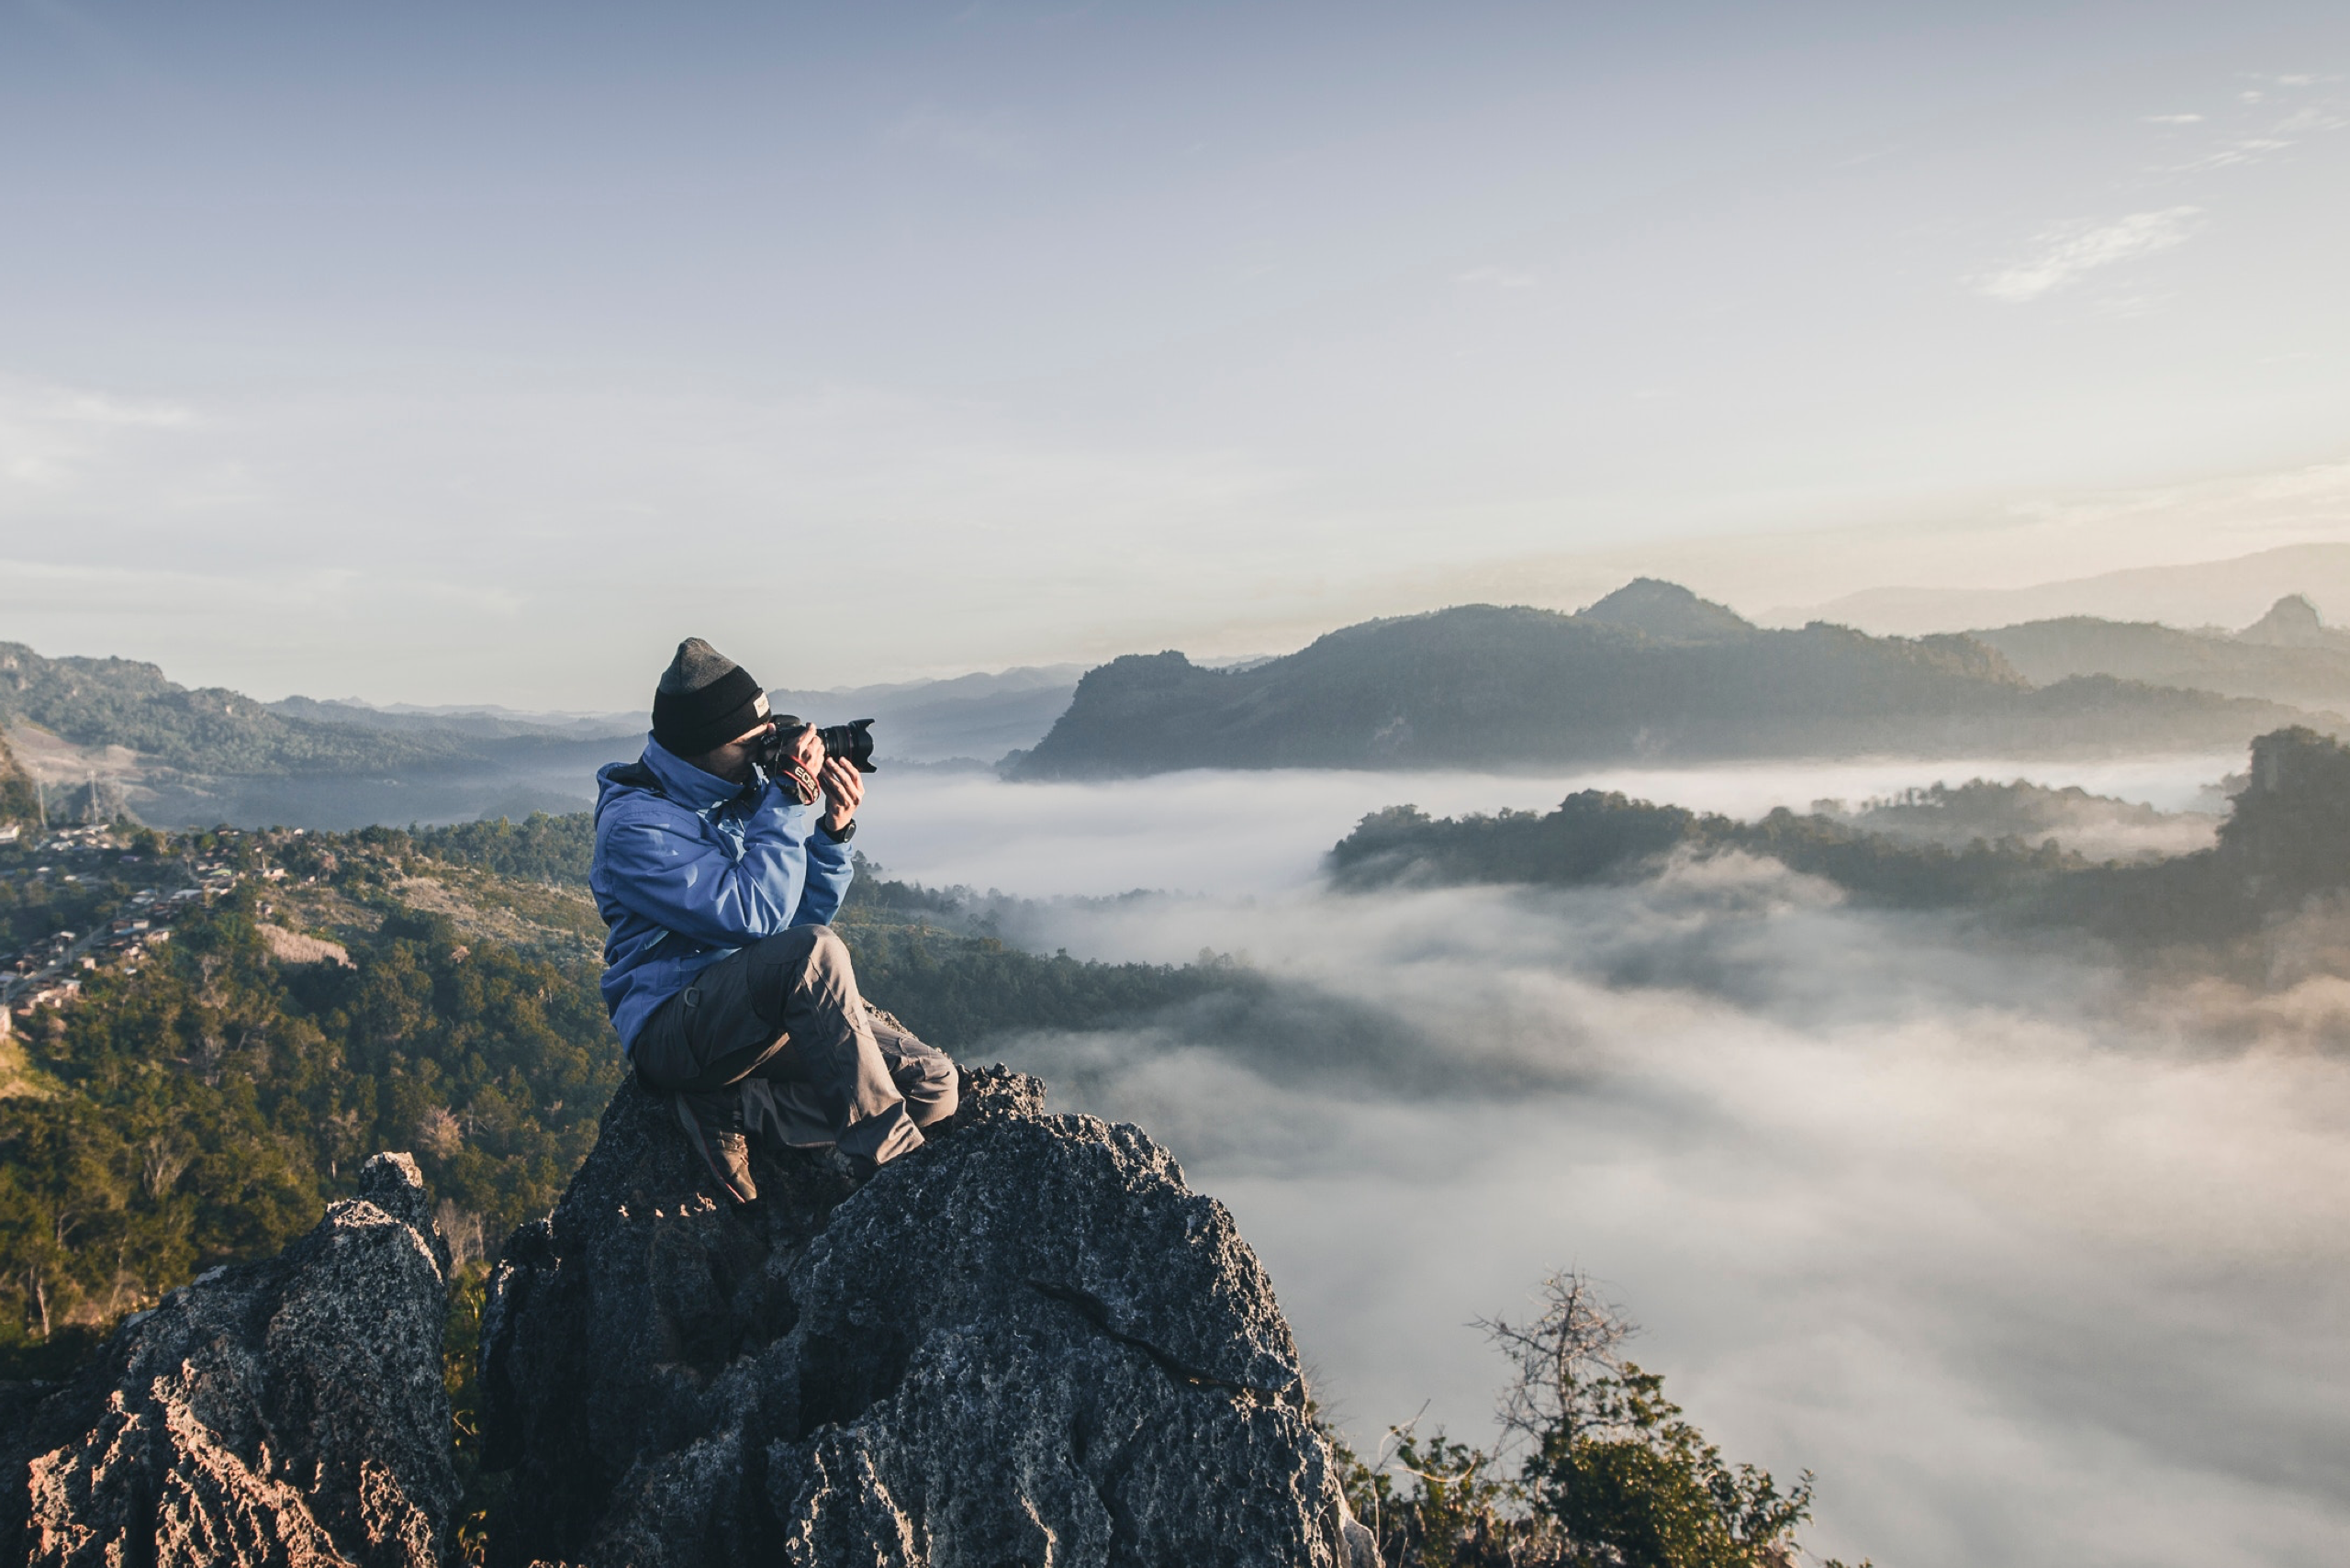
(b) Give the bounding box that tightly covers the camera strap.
[766,757,820,807]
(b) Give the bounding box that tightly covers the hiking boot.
[815,1146,879,1186]
[674,1091,757,1204]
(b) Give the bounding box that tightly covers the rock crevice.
[1025,1279,1283,1397]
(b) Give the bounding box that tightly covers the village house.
[12,978,82,1020]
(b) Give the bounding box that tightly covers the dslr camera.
[756,715,878,779]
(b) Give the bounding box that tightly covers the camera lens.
[759,715,878,776]
[817,719,878,773]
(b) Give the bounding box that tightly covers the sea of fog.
[865,752,2239,899]
[856,754,2348,1568]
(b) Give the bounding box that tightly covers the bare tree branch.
[1476,1266,1636,1454]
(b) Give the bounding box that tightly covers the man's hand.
[819,756,864,834]
[787,722,827,774]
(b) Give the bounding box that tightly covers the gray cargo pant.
[631,925,957,1168]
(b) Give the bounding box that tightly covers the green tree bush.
[1327,728,2350,949]
[408,812,597,884]
[0,731,39,826]
[0,889,621,1379]
[1335,1270,1864,1568]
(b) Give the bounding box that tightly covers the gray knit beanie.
[651,638,769,756]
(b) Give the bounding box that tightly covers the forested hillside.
[1331,790,2089,909]
[0,642,468,775]
[0,814,1241,1381]
[1328,726,2350,949]
[0,637,1084,828]
[1013,586,2330,778]
[0,734,35,827]
[1827,777,2206,854]
[0,641,647,830]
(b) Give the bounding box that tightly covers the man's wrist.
[820,814,857,843]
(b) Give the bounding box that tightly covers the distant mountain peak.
[2238,594,2335,648]
[1575,578,1755,641]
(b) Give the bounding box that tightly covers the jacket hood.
[597,734,755,820]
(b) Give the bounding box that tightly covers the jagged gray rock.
[481,1067,1374,1567]
[0,1152,457,1568]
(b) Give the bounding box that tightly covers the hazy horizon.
[7,536,2350,715]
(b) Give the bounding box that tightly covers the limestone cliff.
[2,1071,1378,1567]
[481,1067,1373,1566]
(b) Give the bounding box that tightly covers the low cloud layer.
[864,760,2349,1568]
[866,752,2239,900]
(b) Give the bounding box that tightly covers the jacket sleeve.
[796,827,856,927]
[597,795,810,948]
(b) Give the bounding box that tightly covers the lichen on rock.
[481,1066,1372,1566]
[0,1152,458,1568]
[0,1070,1382,1567]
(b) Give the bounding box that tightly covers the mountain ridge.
[1968,595,2350,711]
[0,641,1088,827]
[1766,543,2350,636]
[1012,590,2323,778]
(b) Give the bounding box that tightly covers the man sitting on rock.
[589,637,957,1203]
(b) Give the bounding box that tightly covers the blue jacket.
[589,734,855,1051]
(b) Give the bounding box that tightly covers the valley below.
[853,754,2350,1568]
[7,613,2350,1565]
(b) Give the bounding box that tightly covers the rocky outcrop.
[2238,594,2344,650]
[0,1153,457,1568]
[481,1067,1372,1567]
[0,1070,1379,1567]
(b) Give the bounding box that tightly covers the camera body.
[757,715,878,778]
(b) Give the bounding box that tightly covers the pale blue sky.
[2,2,2346,704]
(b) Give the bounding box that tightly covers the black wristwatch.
[821,816,857,844]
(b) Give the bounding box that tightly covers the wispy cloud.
[47,390,192,429]
[1973,207,2203,304]
[2274,106,2350,134]
[2170,138,2294,174]
[1453,265,1538,288]
[884,106,1037,171]
[2143,72,2345,174]
[2236,71,2340,106]
[0,378,196,488]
